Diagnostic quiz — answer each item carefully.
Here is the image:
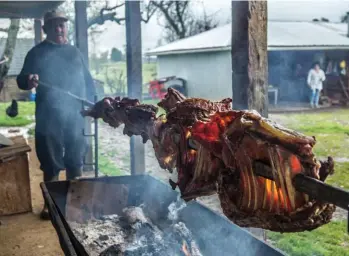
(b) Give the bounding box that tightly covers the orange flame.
[240,153,306,214]
[182,241,191,256]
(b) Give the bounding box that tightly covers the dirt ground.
[0,138,65,256]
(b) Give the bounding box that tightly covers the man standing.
[16,10,96,219]
[307,62,326,108]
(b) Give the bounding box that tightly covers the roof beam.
[0,1,64,19]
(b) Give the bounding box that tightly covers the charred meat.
[81,88,336,233]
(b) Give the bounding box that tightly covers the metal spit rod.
[253,161,349,233]
[253,161,349,210]
[34,79,94,107]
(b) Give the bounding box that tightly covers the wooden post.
[231,1,269,117]
[74,1,89,64]
[231,1,268,239]
[125,0,145,175]
[34,19,42,45]
[75,0,93,172]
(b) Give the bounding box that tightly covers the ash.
[69,205,202,256]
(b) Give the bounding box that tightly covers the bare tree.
[104,66,126,96]
[59,0,157,44]
[340,12,349,23]
[0,19,20,81]
[153,0,218,43]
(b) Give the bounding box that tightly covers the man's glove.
[28,74,39,89]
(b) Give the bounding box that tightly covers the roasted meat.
[81,88,336,232]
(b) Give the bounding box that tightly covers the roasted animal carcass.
[81,88,336,233]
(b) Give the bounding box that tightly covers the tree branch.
[141,2,157,23]
[0,28,8,32]
[87,1,155,27]
[0,19,20,80]
[88,12,125,27]
[175,1,187,38]
[154,0,218,43]
[102,2,125,12]
[153,1,182,38]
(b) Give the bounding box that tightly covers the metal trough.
[41,174,286,256]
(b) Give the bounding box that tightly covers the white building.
[146,21,349,102]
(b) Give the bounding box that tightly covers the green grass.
[267,109,349,255]
[283,110,349,134]
[327,162,349,190]
[273,109,349,158]
[0,101,35,126]
[267,221,349,256]
[98,154,125,176]
[92,61,157,95]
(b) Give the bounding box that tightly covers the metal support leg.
[94,95,99,178]
[81,95,99,177]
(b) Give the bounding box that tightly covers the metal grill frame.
[40,175,287,256]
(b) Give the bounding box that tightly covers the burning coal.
[69,204,202,256]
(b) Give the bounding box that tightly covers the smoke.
[167,195,187,222]
[30,41,97,174]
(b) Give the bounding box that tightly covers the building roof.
[147,21,349,56]
[0,38,35,76]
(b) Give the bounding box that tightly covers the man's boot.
[40,172,59,220]
[66,167,83,180]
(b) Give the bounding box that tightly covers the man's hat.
[44,10,68,25]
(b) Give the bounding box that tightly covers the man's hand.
[28,74,39,89]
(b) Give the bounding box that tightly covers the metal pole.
[34,19,42,45]
[75,0,93,172]
[94,95,99,178]
[125,0,145,175]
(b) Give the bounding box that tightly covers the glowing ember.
[182,241,191,256]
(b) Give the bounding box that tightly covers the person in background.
[16,10,96,220]
[307,62,326,108]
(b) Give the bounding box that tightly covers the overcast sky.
[92,0,349,54]
[1,0,349,54]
